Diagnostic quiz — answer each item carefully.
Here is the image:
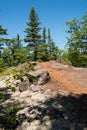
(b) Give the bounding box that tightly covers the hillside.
[0,61,87,130]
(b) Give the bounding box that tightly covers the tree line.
[66,12,87,67]
[0,7,87,72]
[0,7,62,72]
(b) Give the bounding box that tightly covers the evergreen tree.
[37,44,49,61]
[48,28,51,46]
[42,27,47,44]
[37,27,49,61]
[47,28,56,60]
[24,7,41,61]
[0,25,7,57]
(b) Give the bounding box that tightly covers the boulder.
[38,71,50,85]
[28,69,50,85]
[18,78,30,92]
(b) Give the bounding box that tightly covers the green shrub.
[61,51,71,65]
[24,64,34,72]
[76,55,87,67]
[25,74,38,83]
[11,69,18,75]
[0,103,21,129]
[6,85,16,92]
[0,91,5,103]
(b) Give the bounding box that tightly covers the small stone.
[18,80,30,92]
[30,84,41,92]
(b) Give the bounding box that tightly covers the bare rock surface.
[0,61,87,130]
[30,84,41,92]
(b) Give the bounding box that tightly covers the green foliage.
[2,48,13,67]
[0,91,6,103]
[48,28,51,45]
[13,47,30,65]
[25,73,38,84]
[11,69,18,75]
[0,103,21,129]
[5,78,10,84]
[24,7,41,61]
[66,12,87,67]
[24,64,34,72]
[78,55,87,67]
[0,82,21,129]
[48,40,60,60]
[0,25,7,35]
[42,27,47,44]
[6,85,16,92]
[37,44,49,61]
[0,58,4,72]
[47,29,61,60]
[11,64,34,82]
[61,51,71,65]
[4,34,23,66]
[0,25,7,57]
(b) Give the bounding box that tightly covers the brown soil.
[40,61,87,94]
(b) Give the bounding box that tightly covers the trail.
[40,61,87,94]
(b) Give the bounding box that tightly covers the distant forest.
[0,7,87,71]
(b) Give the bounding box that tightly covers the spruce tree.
[48,28,54,60]
[48,28,51,45]
[47,28,58,60]
[37,27,48,61]
[42,27,47,44]
[24,7,41,61]
[0,25,7,57]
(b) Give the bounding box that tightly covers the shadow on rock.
[19,94,87,130]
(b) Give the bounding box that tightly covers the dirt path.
[40,61,87,94]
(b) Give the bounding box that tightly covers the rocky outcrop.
[28,69,50,85]
[17,69,50,92]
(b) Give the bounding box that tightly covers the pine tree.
[24,7,41,61]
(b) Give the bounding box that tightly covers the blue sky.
[0,0,87,49]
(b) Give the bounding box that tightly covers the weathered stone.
[28,69,50,85]
[30,62,37,66]
[30,84,41,92]
[29,69,45,77]
[38,71,50,85]
[18,80,30,92]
